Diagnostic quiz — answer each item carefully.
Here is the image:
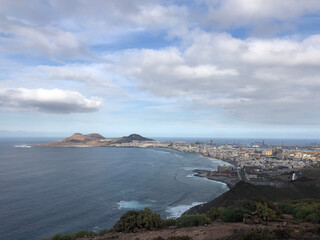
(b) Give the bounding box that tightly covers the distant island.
[32,133,154,147]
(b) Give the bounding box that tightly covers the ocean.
[0,137,229,240]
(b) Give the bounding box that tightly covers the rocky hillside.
[64,133,105,142]
[185,171,320,215]
[117,134,153,143]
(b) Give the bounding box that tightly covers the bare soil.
[77,221,320,240]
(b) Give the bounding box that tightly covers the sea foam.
[117,200,151,210]
[14,145,31,148]
[165,202,205,219]
[186,173,195,178]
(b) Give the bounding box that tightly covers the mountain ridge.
[32,133,154,147]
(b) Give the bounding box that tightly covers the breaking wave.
[117,200,151,210]
[14,145,31,148]
[165,202,205,219]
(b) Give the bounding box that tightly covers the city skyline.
[1,0,320,138]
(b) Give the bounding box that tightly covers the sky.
[1,0,320,138]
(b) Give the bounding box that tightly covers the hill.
[64,133,105,142]
[32,133,154,147]
[185,171,320,215]
[117,134,153,143]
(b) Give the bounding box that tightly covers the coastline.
[151,146,238,189]
[192,169,237,188]
[144,147,237,216]
[139,147,239,216]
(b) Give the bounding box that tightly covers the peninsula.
[31,133,154,147]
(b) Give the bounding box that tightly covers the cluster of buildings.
[169,142,320,171]
[112,139,320,185]
[112,139,320,171]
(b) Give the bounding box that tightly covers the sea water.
[0,137,229,240]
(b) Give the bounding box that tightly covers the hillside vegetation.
[186,170,320,215]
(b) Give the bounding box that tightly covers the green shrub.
[43,230,97,240]
[294,206,313,220]
[44,233,71,240]
[71,230,97,238]
[164,218,176,227]
[219,207,250,222]
[306,213,320,223]
[238,200,258,212]
[293,204,320,223]
[206,207,221,220]
[51,234,66,240]
[254,202,277,221]
[276,202,294,214]
[113,208,164,232]
[176,214,210,228]
[207,206,252,222]
[287,200,320,223]
[98,228,113,235]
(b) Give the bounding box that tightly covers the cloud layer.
[203,0,320,34]
[0,88,102,113]
[0,0,320,135]
[113,31,320,124]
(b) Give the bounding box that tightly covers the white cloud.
[116,47,238,97]
[0,0,320,127]
[173,65,238,79]
[0,0,189,51]
[242,35,320,66]
[0,88,102,113]
[38,64,114,87]
[202,0,320,34]
[0,17,88,59]
[113,31,320,124]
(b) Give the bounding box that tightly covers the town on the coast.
[112,138,320,187]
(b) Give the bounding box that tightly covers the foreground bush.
[164,218,177,227]
[207,206,251,222]
[292,202,320,223]
[98,228,113,235]
[176,214,210,228]
[254,202,277,222]
[206,207,221,220]
[43,230,97,240]
[275,200,320,223]
[113,208,164,232]
[276,202,294,215]
[219,207,251,222]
